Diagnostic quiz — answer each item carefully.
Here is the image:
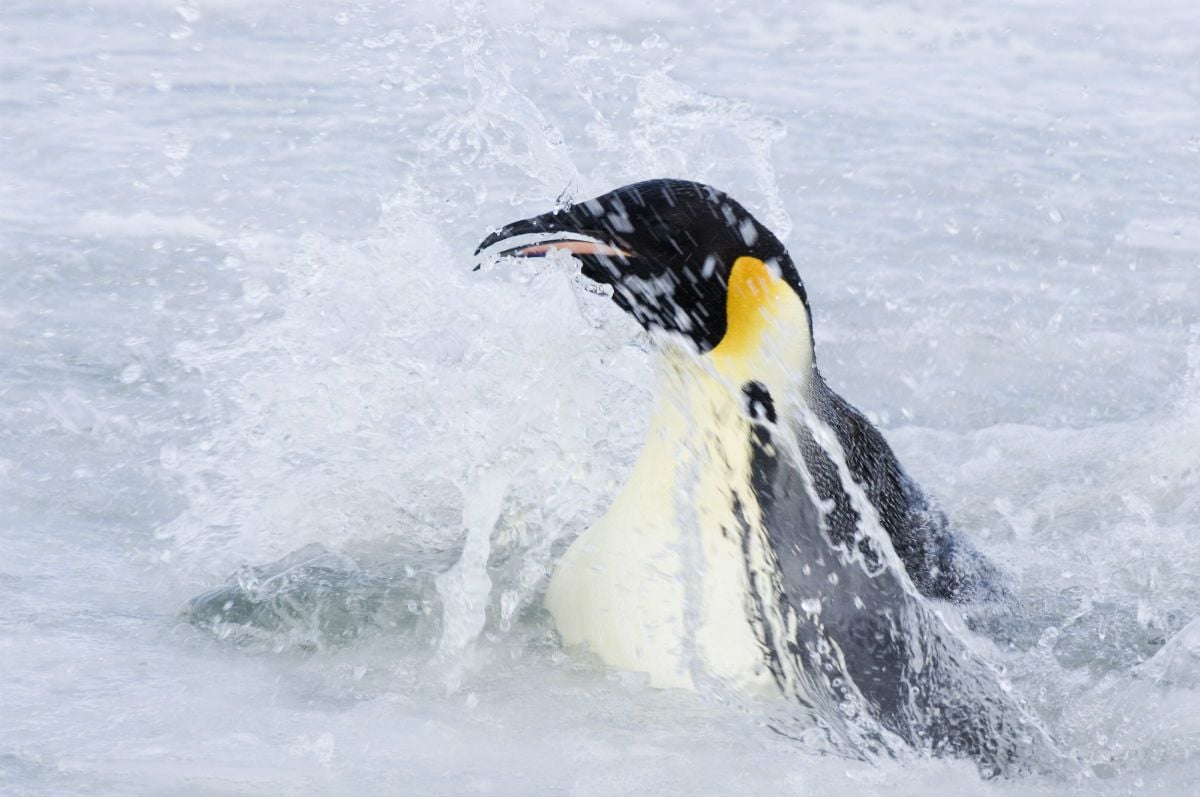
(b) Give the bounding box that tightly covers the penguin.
[475,179,1059,774]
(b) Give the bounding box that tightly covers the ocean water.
[3,0,1199,794]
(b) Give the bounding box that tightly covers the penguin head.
[476,179,814,383]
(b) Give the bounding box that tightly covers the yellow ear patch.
[710,256,792,360]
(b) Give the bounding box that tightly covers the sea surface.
[3,0,1199,794]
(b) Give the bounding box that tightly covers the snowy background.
[3,0,1199,794]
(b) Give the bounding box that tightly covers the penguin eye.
[646,218,673,240]
[644,220,689,260]
[636,217,674,251]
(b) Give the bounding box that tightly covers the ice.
[3,0,1199,793]
[1137,619,1200,690]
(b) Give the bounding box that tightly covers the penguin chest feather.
[544,355,782,694]
[544,256,814,694]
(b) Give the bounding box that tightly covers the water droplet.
[175,3,200,23]
[120,363,144,384]
[164,140,191,161]
[242,279,270,305]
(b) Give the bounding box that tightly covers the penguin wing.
[808,377,1008,604]
[747,412,1057,773]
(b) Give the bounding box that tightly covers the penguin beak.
[475,199,697,345]
[475,208,631,262]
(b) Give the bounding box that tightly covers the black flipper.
[809,374,1007,604]
[741,391,1063,775]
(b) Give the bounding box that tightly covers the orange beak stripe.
[510,240,630,258]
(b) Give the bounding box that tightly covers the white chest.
[544,256,814,694]
[543,359,780,693]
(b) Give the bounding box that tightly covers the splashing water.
[4,0,1200,794]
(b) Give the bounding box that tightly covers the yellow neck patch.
[710,256,793,360]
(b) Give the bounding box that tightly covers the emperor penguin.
[476,179,1060,774]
